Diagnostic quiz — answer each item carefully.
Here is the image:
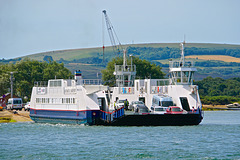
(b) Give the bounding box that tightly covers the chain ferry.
[30,42,203,126]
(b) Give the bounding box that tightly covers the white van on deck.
[7,98,23,110]
[151,95,174,114]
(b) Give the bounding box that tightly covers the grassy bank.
[0,117,17,123]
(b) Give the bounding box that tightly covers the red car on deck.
[165,106,184,114]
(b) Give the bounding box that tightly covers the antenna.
[102,12,105,62]
[180,41,185,67]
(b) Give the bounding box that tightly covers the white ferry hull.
[30,109,101,125]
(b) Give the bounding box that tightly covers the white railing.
[154,79,170,86]
[119,87,134,94]
[115,65,136,72]
[169,60,195,68]
[151,86,168,94]
[34,81,48,87]
[82,79,102,85]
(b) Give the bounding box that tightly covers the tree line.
[127,46,240,61]
[195,77,240,105]
[1,58,240,105]
[0,58,72,102]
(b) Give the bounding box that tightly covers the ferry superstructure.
[30,42,203,126]
[110,42,201,112]
[30,71,111,125]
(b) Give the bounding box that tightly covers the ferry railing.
[82,79,102,85]
[151,86,168,94]
[119,87,134,94]
[100,107,125,122]
[34,81,48,87]
[172,77,189,83]
[169,60,195,68]
[115,65,136,72]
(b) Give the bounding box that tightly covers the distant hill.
[1,43,240,80]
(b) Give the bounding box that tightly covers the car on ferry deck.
[165,106,184,114]
[129,101,145,111]
[151,95,174,114]
[134,105,150,115]
[150,106,167,114]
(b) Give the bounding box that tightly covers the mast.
[180,42,185,67]
[169,42,197,85]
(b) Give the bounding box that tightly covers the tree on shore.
[0,58,72,101]
[196,77,240,105]
[101,56,165,86]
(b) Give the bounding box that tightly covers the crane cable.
[102,13,105,63]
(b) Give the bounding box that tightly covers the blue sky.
[0,0,239,59]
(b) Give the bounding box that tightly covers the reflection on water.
[0,111,240,159]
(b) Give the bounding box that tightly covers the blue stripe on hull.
[30,109,100,125]
[30,116,87,125]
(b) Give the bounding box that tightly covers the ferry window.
[105,94,110,106]
[50,80,62,87]
[182,71,189,83]
[98,99,102,106]
[36,98,42,103]
[189,72,193,83]
[73,98,75,104]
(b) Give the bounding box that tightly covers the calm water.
[1,111,240,160]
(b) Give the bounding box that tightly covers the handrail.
[82,79,102,85]
[34,81,48,87]
[100,107,125,122]
[169,60,195,68]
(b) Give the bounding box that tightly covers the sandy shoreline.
[202,105,230,111]
[0,110,33,123]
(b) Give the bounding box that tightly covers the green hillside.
[19,43,240,61]
[2,43,240,79]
